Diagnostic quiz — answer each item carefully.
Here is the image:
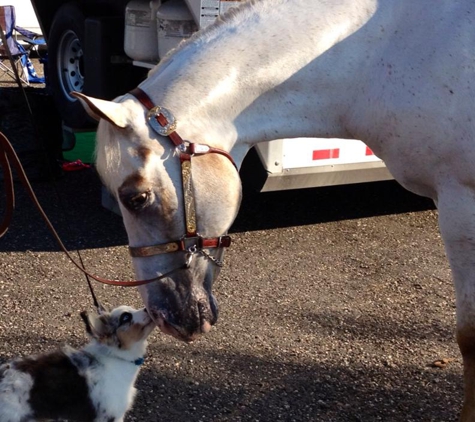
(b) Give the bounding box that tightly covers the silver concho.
[146,106,177,136]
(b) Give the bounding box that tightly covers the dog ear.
[80,311,109,340]
[98,303,110,314]
[80,311,94,336]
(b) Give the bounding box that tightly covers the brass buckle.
[180,236,202,251]
[147,106,177,136]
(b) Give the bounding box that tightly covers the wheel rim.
[57,30,84,101]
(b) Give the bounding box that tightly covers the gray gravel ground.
[0,162,462,421]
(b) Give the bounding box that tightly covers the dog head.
[80,306,155,360]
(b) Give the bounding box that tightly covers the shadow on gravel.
[233,179,435,233]
[132,345,461,422]
[0,165,435,252]
[298,310,453,343]
[0,169,126,252]
[0,311,461,422]
[0,339,460,421]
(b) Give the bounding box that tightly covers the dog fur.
[0,305,155,422]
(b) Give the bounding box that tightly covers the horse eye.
[119,312,132,325]
[127,191,150,210]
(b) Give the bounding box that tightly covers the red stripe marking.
[312,148,340,160]
[365,146,374,156]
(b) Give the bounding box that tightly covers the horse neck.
[141,0,378,166]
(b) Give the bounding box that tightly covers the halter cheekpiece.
[128,87,236,268]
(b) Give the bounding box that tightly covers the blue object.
[133,357,145,366]
[0,5,46,84]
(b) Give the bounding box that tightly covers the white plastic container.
[124,0,161,62]
[156,0,197,59]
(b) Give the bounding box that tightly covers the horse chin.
[155,313,192,341]
[145,291,219,343]
[151,310,213,343]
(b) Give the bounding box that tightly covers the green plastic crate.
[63,131,96,164]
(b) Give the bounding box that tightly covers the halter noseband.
[127,87,237,267]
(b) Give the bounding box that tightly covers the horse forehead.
[100,124,173,178]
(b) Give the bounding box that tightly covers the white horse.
[74,0,475,418]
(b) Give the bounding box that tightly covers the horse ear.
[71,92,129,129]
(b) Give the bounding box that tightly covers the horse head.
[73,92,242,342]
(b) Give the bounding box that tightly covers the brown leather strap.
[130,87,184,147]
[129,235,231,258]
[129,87,155,109]
[129,87,237,169]
[189,143,237,171]
[0,131,183,287]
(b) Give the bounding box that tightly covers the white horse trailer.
[32,0,392,191]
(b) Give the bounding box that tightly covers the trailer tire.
[48,3,93,129]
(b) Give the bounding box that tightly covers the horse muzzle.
[140,278,219,342]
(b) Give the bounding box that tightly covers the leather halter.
[0,88,236,287]
[127,87,236,261]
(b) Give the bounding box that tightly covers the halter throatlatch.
[128,87,236,266]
